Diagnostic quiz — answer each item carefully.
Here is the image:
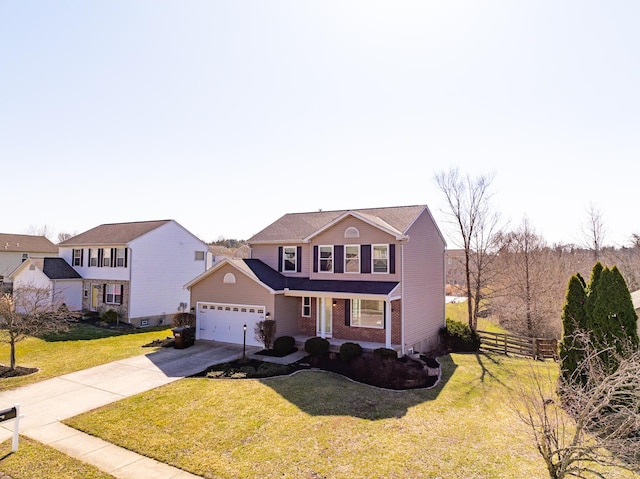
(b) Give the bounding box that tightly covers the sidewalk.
[0,341,260,479]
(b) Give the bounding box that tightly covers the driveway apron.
[0,341,259,479]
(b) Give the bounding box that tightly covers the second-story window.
[345,245,360,273]
[319,246,333,272]
[116,248,126,267]
[372,245,389,273]
[283,246,297,272]
[89,249,98,267]
[72,249,82,266]
[102,248,111,267]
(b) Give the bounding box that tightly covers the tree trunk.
[9,338,16,371]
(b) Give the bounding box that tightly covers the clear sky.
[1,1,639,247]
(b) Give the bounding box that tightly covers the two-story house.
[0,233,58,287]
[58,220,211,327]
[186,205,446,354]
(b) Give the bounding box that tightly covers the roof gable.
[10,257,82,280]
[0,234,57,253]
[59,220,172,246]
[248,205,427,244]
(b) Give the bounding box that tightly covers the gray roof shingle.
[248,205,426,243]
[0,234,57,253]
[59,220,172,246]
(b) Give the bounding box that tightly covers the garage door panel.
[197,302,265,346]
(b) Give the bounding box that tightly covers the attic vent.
[223,273,236,284]
[344,227,360,239]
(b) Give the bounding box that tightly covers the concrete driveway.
[0,341,260,479]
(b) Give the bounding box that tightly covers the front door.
[91,285,99,311]
[316,298,332,337]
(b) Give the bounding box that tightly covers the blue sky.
[1,1,639,247]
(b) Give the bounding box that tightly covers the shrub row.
[303,337,399,362]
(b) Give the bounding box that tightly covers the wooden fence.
[477,330,559,360]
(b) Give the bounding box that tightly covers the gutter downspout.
[400,240,405,356]
[127,247,132,324]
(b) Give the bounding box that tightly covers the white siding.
[128,221,209,319]
[402,209,446,352]
[12,266,82,312]
[59,246,130,281]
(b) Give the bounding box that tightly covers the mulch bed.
[197,352,440,390]
[0,365,39,378]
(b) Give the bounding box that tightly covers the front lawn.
[64,353,637,479]
[0,436,115,479]
[0,323,172,390]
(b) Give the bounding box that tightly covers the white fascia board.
[303,211,407,242]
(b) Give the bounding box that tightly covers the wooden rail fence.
[477,330,559,360]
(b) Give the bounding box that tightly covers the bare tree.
[511,334,640,479]
[493,218,563,338]
[581,204,606,262]
[57,231,76,243]
[24,224,54,240]
[435,168,501,330]
[0,285,74,370]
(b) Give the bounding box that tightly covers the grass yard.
[63,353,638,479]
[446,301,507,333]
[0,436,115,479]
[0,323,172,391]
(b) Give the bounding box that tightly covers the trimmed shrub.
[273,335,296,356]
[440,318,481,352]
[101,309,119,324]
[172,312,195,328]
[373,347,398,361]
[304,336,330,358]
[340,342,363,362]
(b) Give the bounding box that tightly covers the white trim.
[282,246,297,272]
[318,245,334,273]
[372,244,389,274]
[344,244,360,274]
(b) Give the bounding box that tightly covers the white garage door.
[197,302,266,346]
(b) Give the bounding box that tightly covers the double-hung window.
[319,246,333,272]
[283,246,297,272]
[302,297,311,317]
[116,248,126,267]
[372,245,389,273]
[89,249,99,267]
[105,284,122,304]
[72,249,82,266]
[102,248,111,267]
[345,245,360,273]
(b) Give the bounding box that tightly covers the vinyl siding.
[189,264,275,319]
[12,268,82,312]
[59,246,130,281]
[402,209,446,351]
[309,216,400,282]
[251,243,310,276]
[128,221,209,319]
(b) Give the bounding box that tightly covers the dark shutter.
[278,247,283,272]
[334,245,344,273]
[296,246,302,272]
[124,248,128,267]
[80,249,84,267]
[98,249,103,268]
[111,248,116,267]
[361,245,371,274]
[102,284,106,303]
[88,249,92,267]
[345,299,350,326]
[313,246,318,273]
[119,285,124,305]
[389,244,396,274]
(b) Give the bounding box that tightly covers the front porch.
[293,335,402,354]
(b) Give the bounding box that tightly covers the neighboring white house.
[0,234,58,286]
[58,220,211,327]
[9,257,83,312]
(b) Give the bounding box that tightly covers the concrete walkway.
[0,341,261,479]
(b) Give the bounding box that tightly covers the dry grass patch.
[63,353,620,479]
[0,437,115,479]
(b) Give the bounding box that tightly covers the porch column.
[320,297,326,339]
[385,300,392,349]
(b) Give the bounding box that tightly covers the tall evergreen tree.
[608,266,639,346]
[559,274,588,381]
[585,262,604,332]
